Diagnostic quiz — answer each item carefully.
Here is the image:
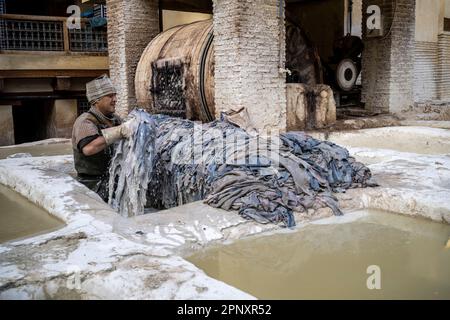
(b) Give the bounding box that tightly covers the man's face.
[95,93,117,116]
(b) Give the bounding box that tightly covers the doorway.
[12,100,54,144]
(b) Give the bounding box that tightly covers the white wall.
[162,10,212,31]
[415,0,442,42]
[344,0,362,37]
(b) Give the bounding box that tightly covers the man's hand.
[119,119,135,139]
[101,119,136,146]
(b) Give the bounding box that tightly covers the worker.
[72,75,133,201]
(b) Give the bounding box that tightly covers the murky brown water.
[0,184,64,243]
[187,210,450,299]
[0,143,72,160]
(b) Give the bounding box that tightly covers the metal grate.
[0,0,5,49]
[0,23,5,49]
[151,60,187,118]
[69,25,107,52]
[77,98,90,116]
[2,19,64,51]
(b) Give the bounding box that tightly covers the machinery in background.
[285,6,363,109]
[323,33,364,108]
[136,19,325,123]
[285,19,323,86]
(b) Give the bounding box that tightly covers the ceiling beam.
[160,0,212,14]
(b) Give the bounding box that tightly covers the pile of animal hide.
[108,109,374,227]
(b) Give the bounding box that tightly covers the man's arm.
[82,136,107,156]
[81,120,135,156]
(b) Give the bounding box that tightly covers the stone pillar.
[106,0,160,118]
[213,0,287,132]
[0,105,15,146]
[361,0,416,113]
[51,100,78,138]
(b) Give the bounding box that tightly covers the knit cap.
[86,75,116,103]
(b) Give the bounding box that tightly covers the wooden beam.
[54,76,72,91]
[63,22,71,52]
[0,50,107,57]
[0,92,86,101]
[160,0,212,13]
[0,13,89,23]
[0,70,108,78]
[0,100,22,106]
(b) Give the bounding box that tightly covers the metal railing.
[77,98,90,116]
[69,24,107,52]
[0,14,107,53]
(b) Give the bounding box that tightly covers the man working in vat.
[72,75,133,201]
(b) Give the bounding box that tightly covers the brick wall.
[361,0,415,113]
[414,41,438,102]
[437,33,450,100]
[106,0,159,118]
[388,0,415,113]
[213,0,287,132]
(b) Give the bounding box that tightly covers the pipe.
[348,0,353,35]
